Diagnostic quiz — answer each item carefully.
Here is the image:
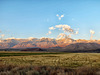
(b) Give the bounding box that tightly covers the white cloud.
[47,31,52,35]
[57,33,69,40]
[90,30,95,34]
[48,24,78,39]
[48,31,51,34]
[56,14,64,20]
[61,15,64,18]
[75,31,78,34]
[55,24,74,33]
[55,25,70,29]
[48,27,55,35]
[58,17,61,20]
[90,30,95,40]
[49,27,56,30]
[57,33,67,39]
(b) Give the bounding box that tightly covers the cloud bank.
[47,24,78,39]
[55,24,74,33]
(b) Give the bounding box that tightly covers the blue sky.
[0,0,100,40]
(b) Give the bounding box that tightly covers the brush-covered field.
[0,52,100,75]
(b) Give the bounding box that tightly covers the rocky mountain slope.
[63,43,100,51]
[0,38,100,51]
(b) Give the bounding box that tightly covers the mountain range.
[0,38,100,52]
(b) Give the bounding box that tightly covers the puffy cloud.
[48,24,78,39]
[55,24,74,33]
[49,27,56,30]
[90,30,95,34]
[56,14,64,20]
[61,15,64,18]
[57,33,66,39]
[57,33,69,40]
[75,31,79,34]
[47,31,52,35]
[47,27,55,35]
[58,17,61,20]
[55,25,70,29]
[48,31,51,34]
[90,30,95,40]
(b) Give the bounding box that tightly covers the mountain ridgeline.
[0,38,100,52]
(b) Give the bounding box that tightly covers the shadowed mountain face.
[63,43,100,51]
[46,43,100,52]
[0,38,100,51]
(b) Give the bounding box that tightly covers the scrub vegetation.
[0,52,100,75]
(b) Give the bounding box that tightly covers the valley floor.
[0,52,100,75]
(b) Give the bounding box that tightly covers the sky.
[0,0,100,40]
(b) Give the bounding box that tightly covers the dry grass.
[0,65,99,75]
[0,52,100,75]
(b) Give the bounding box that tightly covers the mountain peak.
[0,38,100,49]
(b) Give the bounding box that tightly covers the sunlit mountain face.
[0,37,100,49]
